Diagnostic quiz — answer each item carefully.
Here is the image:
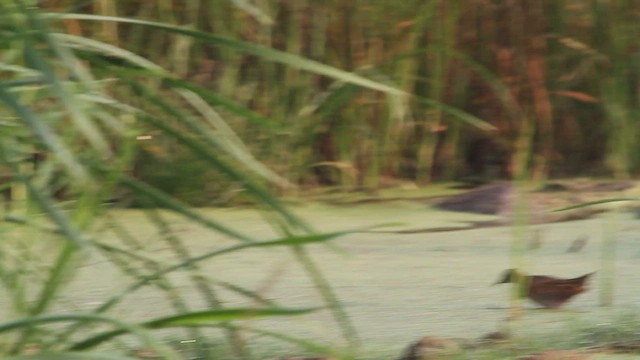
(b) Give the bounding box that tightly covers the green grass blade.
[293,247,359,348]
[176,88,294,188]
[91,230,354,315]
[252,231,352,248]
[0,313,178,359]
[19,3,111,156]
[238,325,338,356]
[0,84,90,185]
[125,76,295,190]
[55,13,405,95]
[20,173,91,251]
[71,308,316,350]
[143,307,317,328]
[52,33,168,74]
[164,77,279,129]
[413,96,497,131]
[552,198,637,212]
[5,353,141,360]
[119,176,255,243]
[212,280,279,306]
[133,110,309,229]
[93,65,277,130]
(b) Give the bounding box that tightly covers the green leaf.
[239,325,338,356]
[176,88,294,188]
[413,96,497,131]
[52,33,167,74]
[5,353,140,360]
[91,229,354,315]
[552,198,637,212]
[0,84,90,185]
[163,77,279,130]
[131,109,310,230]
[251,231,351,248]
[55,13,405,95]
[71,307,316,350]
[144,307,317,328]
[20,4,112,156]
[0,312,180,358]
[120,176,255,243]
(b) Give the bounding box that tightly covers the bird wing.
[532,272,594,286]
[531,281,586,295]
[520,273,594,308]
[570,272,595,284]
[528,281,587,308]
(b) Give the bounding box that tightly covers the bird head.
[493,268,521,285]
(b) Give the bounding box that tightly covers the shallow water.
[21,201,640,357]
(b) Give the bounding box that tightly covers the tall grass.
[1,0,638,358]
[0,0,408,358]
[51,0,637,200]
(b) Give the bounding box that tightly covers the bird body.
[494,269,594,309]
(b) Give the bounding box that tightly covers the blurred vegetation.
[0,0,406,357]
[39,0,639,205]
[1,0,639,358]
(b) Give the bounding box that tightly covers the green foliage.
[43,0,640,194]
[2,0,640,358]
[0,0,409,357]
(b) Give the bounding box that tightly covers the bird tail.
[577,272,596,283]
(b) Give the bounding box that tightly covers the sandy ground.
[34,200,640,357]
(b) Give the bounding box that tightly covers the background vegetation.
[1,0,639,359]
[1,0,398,357]
[43,0,637,203]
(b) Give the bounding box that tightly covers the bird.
[493,269,595,309]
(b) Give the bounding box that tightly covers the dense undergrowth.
[0,0,638,359]
[40,0,640,205]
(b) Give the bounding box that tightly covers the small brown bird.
[494,269,595,309]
